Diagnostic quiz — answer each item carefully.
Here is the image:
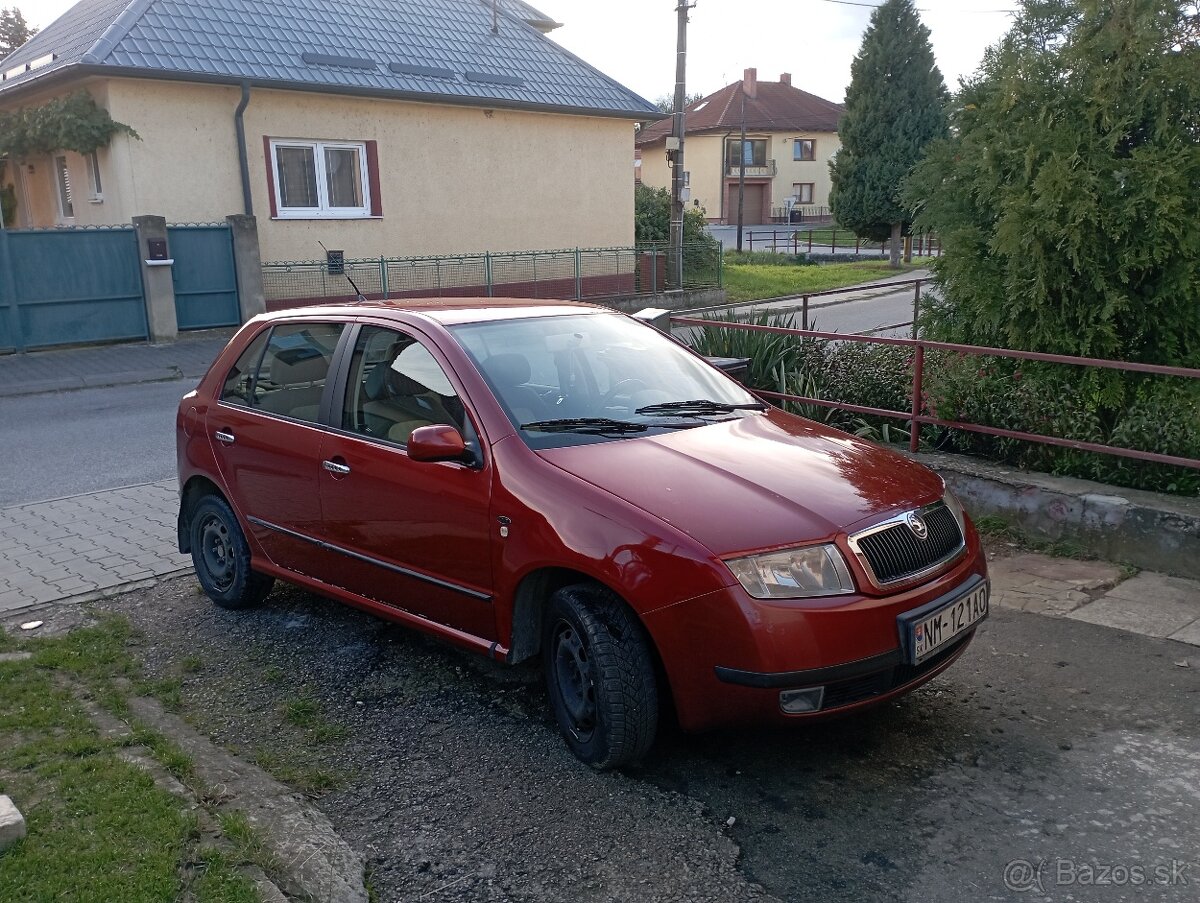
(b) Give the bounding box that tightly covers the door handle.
[214,430,235,445]
[323,460,351,475]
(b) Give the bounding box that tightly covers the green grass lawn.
[0,620,261,903]
[723,259,933,303]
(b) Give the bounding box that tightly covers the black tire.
[542,583,659,768]
[188,495,274,610]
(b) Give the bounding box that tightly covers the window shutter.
[365,140,383,217]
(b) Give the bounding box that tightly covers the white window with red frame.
[267,138,381,219]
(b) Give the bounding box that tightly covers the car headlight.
[725,543,856,599]
[943,486,968,535]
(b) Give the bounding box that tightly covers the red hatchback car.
[177,299,989,768]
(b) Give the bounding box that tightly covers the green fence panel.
[1,227,146,351]
[168,225,240,330]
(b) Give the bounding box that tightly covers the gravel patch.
[99,577,775,903]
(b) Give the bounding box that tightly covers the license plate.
[908,582,989,664]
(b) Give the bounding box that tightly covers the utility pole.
[668,1,694,290]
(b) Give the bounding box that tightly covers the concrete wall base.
[914,450,1200,580]
[605,288,727,314]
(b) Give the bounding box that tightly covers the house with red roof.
[637,69,844,225]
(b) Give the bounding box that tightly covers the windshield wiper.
[634,399,769,417]
[521,417,650,435]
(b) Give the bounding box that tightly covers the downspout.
[234,81,253,216]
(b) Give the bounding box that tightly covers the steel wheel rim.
[199,514,236,592]
[552,621,596,740]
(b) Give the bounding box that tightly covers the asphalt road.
[674,280,926,346]
[101,572,1200,903]
[800,284,921,336]
[0,379,187,506]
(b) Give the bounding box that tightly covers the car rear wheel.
[189,495,274,610]
[543,584,658,769]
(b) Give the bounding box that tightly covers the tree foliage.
[653,92,706,114]
[829,0,948,250]
[0,91,139,159]
[633,183,714,247]
[0,6,36,59]
[908,0,1200,366]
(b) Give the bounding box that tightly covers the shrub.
[722,250,816,267]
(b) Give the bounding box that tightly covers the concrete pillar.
[132,215,178,343]
[226,214,266,322]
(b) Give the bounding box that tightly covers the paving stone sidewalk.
[0,330,233,398]
[0,480,188,614]
[990,552,1200,648]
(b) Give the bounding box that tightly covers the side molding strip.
[246,516,492,603]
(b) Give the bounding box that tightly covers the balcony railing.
[725,159,777,178]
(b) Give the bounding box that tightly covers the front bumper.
[642,539,988,732]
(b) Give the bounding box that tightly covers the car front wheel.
[543,584,659,769]
[189,495,274,609]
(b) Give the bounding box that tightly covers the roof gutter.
[234,81,253,216]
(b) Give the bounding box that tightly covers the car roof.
[259,297,618,327]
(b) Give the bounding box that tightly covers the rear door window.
[220,322,344,424]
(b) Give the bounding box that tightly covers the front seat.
[481,353,549,425]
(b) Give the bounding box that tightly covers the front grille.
[852,503,963,585]
[821,636,968,710]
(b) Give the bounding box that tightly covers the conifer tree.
[830,0,948,267]
[0,7,36,59]
[908,0,1200,365]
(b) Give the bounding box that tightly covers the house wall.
[771,131,840,212]
[638,135,725,223]
[639,129,840,224]
[98,78,636,261]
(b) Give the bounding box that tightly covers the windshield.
[448,313,762,447]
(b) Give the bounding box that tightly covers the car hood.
[536,410,945,557]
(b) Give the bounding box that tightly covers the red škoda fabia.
[177,299,989,768]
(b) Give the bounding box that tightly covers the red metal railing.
[701,277,927,331]
[669,316,1200,471]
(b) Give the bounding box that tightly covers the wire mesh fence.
[261,243,722,311]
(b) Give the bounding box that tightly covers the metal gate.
[168,224,240,331]
[0,227,147,352]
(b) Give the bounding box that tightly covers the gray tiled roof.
[0,0,656,118]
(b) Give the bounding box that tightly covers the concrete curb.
[0,369,186,399]
[126,696,370,903]
[917,450,1200,581]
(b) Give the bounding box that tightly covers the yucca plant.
[685,310,816,391]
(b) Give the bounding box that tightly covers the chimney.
[780,72,792,86]
[743,68,757,99]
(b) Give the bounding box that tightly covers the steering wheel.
[602,378,650,408]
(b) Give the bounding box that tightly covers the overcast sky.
[20,0,1017,104]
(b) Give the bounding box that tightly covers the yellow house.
[0,0,658,262]
[637,69,843,226]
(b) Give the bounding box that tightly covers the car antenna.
[318,240,367,303]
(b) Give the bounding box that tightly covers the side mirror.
[407,424,469,463]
